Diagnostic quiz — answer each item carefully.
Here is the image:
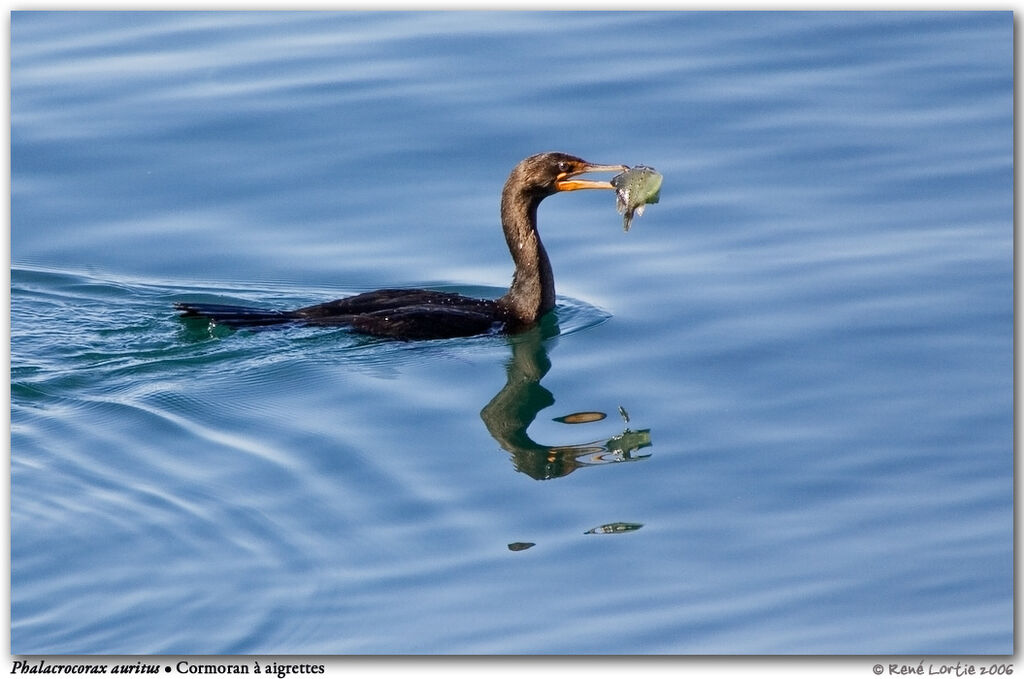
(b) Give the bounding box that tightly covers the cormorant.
[175,152,626,340]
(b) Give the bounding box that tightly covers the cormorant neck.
[498,181,555,330]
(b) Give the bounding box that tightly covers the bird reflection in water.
[480,318,651,481]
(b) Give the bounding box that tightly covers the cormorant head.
[508,152,628,199]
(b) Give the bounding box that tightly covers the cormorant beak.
[555,162,630,192]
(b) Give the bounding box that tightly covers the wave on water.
[12,265,611,388]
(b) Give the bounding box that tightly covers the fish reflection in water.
[548,429,652,466]
[584,522,644,535]
[480,320,652,481]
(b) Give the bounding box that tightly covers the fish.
[610,165,662,231]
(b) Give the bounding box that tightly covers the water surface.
[11,11,1012,654]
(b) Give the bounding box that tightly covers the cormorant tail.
[174,302,298,328]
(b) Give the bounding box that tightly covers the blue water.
[11,11,1012,654]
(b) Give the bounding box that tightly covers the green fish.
[610,165,662,231]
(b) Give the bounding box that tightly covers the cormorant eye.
[557,161,572,174]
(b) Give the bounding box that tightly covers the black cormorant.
[175,152,626,340]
